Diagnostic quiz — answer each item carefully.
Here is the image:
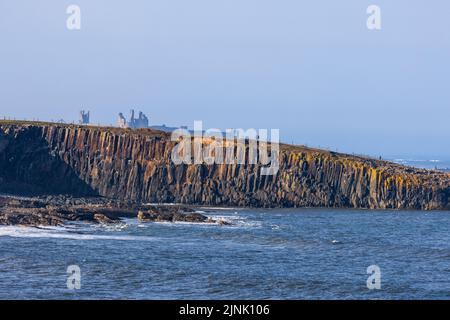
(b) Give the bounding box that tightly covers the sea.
[390,158,450,172]
[1,207,450,300]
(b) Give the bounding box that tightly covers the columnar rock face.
[1,121,450,210]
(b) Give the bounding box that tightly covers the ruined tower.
[79,110,90,125]
[117,109,149,129]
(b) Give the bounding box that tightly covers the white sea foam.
[92,222,129,232]
[199,207,240,211]
[206,215,262,228]
[152,220,219,226]
[0,226,156,241]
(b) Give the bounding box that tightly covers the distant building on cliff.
[117,109,149,129]
[149,124,189,133]
[116,109,189,132]
[79,110,90,125]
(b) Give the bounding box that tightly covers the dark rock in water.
[137,210,171,222]
[173,212,209,223]
[138,208,219,224]
[0,206,123,227]
[218,219,231,226]
[0,208,65,226]
[93,213,116,224]
[0,195,124,227]
[0,195,224,227]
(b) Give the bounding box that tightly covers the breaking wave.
[0,225,156,241]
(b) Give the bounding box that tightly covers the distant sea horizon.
[387,157,450,172]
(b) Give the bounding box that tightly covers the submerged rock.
[93,213,116,224]
[218,219,231,226]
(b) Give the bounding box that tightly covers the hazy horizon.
[1,1,449,158]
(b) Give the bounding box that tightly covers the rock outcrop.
[138,209,215,224]
[0,195,124,226]
[0,195,221,227]
[1,121,450,210]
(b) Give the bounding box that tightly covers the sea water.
[1,208,450,299]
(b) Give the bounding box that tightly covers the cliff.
[1,121,449,210]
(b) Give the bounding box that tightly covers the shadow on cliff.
[0,127,97,197]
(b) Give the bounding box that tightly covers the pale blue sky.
[1,1,449,157]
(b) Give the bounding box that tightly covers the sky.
[0,1,449,158]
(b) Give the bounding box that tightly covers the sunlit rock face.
[1,121,449,210]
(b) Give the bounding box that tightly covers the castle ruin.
[117,110,149,129]
[79,110,90,125]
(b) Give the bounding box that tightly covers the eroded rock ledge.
[0,195,220,227]
[137,208,229,225]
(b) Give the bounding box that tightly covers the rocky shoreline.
[0,195,228,227]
